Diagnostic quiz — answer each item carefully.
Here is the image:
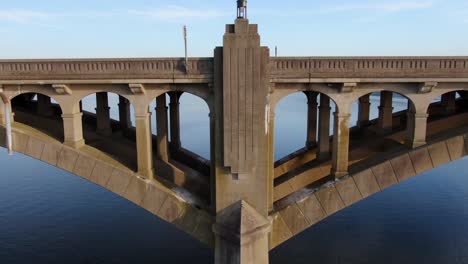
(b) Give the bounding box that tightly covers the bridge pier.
[357,94,371,128]
[317,95,331,160]
[213,201,271,264]
[378,91,393,135]
[406,108,428,148]
[305,92,318,148]
[62,106,85,149]
[441,92,457,115]
[118,96,132,131]
[37,94,53,117]
[96,92,112,136]
[331,112,351,178]
[169,92,182,150]
[156,94,169,162]
[135,109,154,179]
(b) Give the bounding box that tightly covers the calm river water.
[1,93,468,264]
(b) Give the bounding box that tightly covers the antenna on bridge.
[237,0,247,19]
[183,25,189,74]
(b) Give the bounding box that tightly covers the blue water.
[2,92,468,263]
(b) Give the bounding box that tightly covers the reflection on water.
[1,93,468,264]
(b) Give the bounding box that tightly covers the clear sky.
[1,0,467,58]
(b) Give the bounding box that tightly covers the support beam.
[305,91,318,148]
[331,112,350,178]
[156,94,169,162]
[441,92,457,115]
[96,92,112,136]
[169,92,182,150]
[135,109,154,179]
[118,96,132,130]
[62,106,85,149]
[213,201,271,264]
[37,94,53,116]
[377,91,393,135]
[317,95,331,160]
[406,108,428,149]
[357,94,371,128]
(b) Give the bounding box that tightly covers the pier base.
[213,200,271,264]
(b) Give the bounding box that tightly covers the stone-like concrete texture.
[270,133,468,249]
[0,124,214,248]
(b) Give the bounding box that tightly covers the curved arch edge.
[270,131,468,249]
[0,124,215,248]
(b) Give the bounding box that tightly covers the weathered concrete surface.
[0,124,215,248]
[271,131,468,249]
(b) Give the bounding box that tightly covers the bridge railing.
[0,58,214,81]
[270,57,468,79]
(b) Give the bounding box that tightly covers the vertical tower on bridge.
[213,3,271,263]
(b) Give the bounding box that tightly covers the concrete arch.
[272,131,468,250]
[0,126,214,248]
[425,88,468,112]
[71,88,135,115]
[271,85,340,114]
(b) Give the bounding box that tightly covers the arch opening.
[148,91,212,204]
[10,93,64,142]
[272,91,338,204]
[347,91,412,173]
[426,90,468,142]
[80,92,137,171]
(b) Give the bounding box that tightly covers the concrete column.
[213,201,271,264]
[135,109,154,179]
[267,110,275,212]
[377,91,393,135]
[37,94,53,116]
[210,112,216,209]
[156,95,169,162]
[0,100,5,126]
[331,112,350,178]
[406,109,428,148]
[441,92,456,115]
[95,92,112,136]
[79,101,83,112]
[118,96,132,130]
[62,106,85,149]
[169,92,182,150]
[317,95,331,160]
[357,94,371,128]
[305,92,318,148]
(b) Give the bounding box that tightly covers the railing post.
[317,95,331,160]
[156,94,169,162]
[62,105,85,149]
[135,109,155,179]
[96,92,112,136]
[331,112,351,178]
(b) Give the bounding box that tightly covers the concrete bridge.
[1,14,468,264]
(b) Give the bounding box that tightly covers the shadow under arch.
[425,89,468,141]
[80,91,138,172]
[272,90,340,203]
[346,90,414,174]
[10,92,65,142]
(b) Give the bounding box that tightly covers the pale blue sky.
[1,0,467,58]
